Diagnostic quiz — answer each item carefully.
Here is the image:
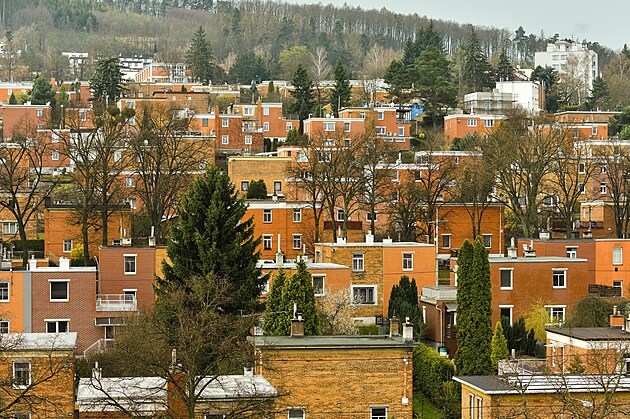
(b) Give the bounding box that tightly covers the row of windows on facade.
[288,407,387,419]
[498,305,566,328]
[466,119,495,128]
[241,181,284,194]
[441,234,493,249]
[498,267,623,295]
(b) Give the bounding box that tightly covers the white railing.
[96,294,137,312]
[83,338,105,357]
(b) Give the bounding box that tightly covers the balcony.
[96,294,137,311]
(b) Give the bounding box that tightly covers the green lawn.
[414,393,443,419]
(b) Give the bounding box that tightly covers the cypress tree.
[330,59,351,117]
[491,321,509,370]
[388,276,422,337]
[264,269,288,335]
[158,166,264,314]
[8,92,17,104]
[455,237,493,375]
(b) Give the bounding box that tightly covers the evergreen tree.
[388,276,422,338]
[455,237,493,375]
[491,321,509,370]
[246,179,267,199]
[8,93,16,104]
[587,76,611,111]
[290,65,314,135]
[263,261,320,335]
[413,46,457,127]
[30,75,56,106]
[384,59,410,104]
[330,60,351,117]
[495,49,514,81]
[90,57,125,103]
[264,269,288,335]
[228,50,268,84]
[186,26,214,84]
[158,166,264,314]
[463,28,493,93]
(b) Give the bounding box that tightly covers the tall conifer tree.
[330,60,351,117]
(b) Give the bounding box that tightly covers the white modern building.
[535,41,598,92]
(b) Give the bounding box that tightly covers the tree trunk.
[101,207,108,246]
[18,219,28,268]
[82,213,90,266]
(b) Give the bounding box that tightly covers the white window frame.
[312,274,325,296]
[499,268,513,290]
[552,268,567,289]
[36,109,43,118]
[245,135,252,145]
[352,285,377,305]
[49,280,69,302]
[274,181,282,192]
[499,305,514,324]
[125,177,135,188]
[336,208,344,222]
[241,181,249,191]
[114,150,122,162]
[370,406,388,419]
[441,234,451,249]
[63,239,72,253]
[391,170,399,182]
[13,361,31,389]
[600,182,607,194]
[3,222,18,235]
[352,253,364,272]
[263,235,272,250]
[375,126,386,135]
[483,119,495,128]
[366,211,378,222]
[402,252,413,271]
[293,208,302,223]
[0,320,9,333]
[263,107,270,116]
[288,409,305,419]
[467,119,477,127]
[545,305,566,326]
[292,234,302,250]
[344,122,351,132]
[124,254,137,275]
[221,135,229,145]
[377,111,384,120]
[613,247,623,265]
[566,246,577,258]
[286,122,293,132]
[398,126,405,136]
[263,209,272,223]
[222,118,229,127]
[324,122,335,132]
[0,281,9,302]
[578,162,586,174]
[482,234,492,248]
[613,280,623,296]
[51,150,60,161]
[263,122,269,131]
[45,319,69,333]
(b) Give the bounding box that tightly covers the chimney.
[336,236,346,245]
[610,305,625,329]
[402,317,414,342]
[167,348,186,417]
[389,316,400,337]
[148,225,156,247]
[365,230,374,244]
[507,237,518,258]
[29,255,37,271]
[92,362,102,381]
[275,234,284,266]
[243,365,254,376]
[58,257,70,270]
[290,303,305,337]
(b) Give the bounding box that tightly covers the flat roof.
[316,241,433,248]
[258,261,348,270]
[454,374,630,395]
[249,335,416,349]
[489,256,588,263]
[546,327,630,341]
[3,333,78,350]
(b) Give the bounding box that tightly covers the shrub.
[246,179,267,199]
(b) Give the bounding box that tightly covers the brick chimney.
[402,317,414,342]
[610,305,625,329]
[389,316,400,337]
[167,349,187,417]
[290,303,305,337]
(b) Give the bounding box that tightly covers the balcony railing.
[96,294,137,311]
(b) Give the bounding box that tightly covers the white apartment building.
[535,41,598,92]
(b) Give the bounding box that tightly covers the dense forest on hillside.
[0,0,617,82]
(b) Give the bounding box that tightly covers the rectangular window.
[0,320,8,333]
[263,122,269,131]
[202,118,208,127]
[288,409,305,419]
[476,398,483,419]
[344,122,351,132]
[0,282,8,301]
[312,275,325,296]
[371,407,387,419]
[126,177,135,188]
[263,235,272,250]
[398,126,405,136]
[79,110,86,121]
[324,122,335,132]
[484,119,495,128]
[51,150,60,161]
[336,208,344,222]
[245,135,252,145]
[482,234,492,248]
[553,269,567,288]
[222,118,228,127]
[241,181,249,192]
[46,320,68,333]
[286,122,293,132]
[614,248,623,265]
[500,269,513,290]
[601,165,607,174]
[500,306,513,324]
[124,255,136,274]
[263,209,272,223]
[469,394,475,419]
[391,170,399,181]
[566,247,577,258]
[126,198,136,210]
[367,212,378,221]
[593,126,598,136]
[353,286,376,305]
[36,109,43,118]
[600,182,607,194]
[114,151,122,162]
[579,183,585,194]
[63,239,72,253]
[352,254,364,272]
[376,126,386,135]
[546,306,566,325]
[402,253,413,271]
[292,234,302,250]
[614,280,623,296]
[222,135,229,145]
[13,362,30,388]
[50,281,69,302]
[274,181,282,192]
[3,222,18,235]
[263,107,270,116]
[377,111,384,120]
[578,162,585,173]
[467,119,477,127]
[293,208,302,223]
[344,138,351,148]
[441,234,451,249]
[243,107,254,116]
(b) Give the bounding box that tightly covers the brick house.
[250,318,415,419]
[314,235,436,322]
[443,114,504,140]
[1,103,52,139]
[0,333,76,418]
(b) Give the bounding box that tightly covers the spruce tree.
[30,75,56,106]
[158,166,264,314]
[388,276,422,337]
[290,65,314,135]
[264,269,288,335]
[491,321,509,370]
[496,49,514,81]
[463,28,493,92]
[413,46,457,127]
[455,237,493,375]
[330,60,351,117]
[8,93,17,104]
[588,76,611,111]
[186,26,214,84]
[90,57,125,103]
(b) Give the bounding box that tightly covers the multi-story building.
[535,41,598,92]
[2,103,52,139]
[443,114,504,139]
